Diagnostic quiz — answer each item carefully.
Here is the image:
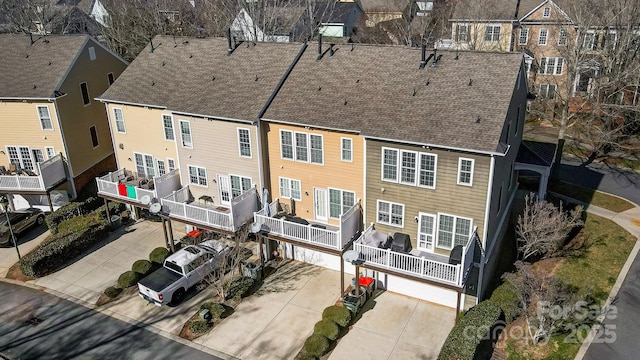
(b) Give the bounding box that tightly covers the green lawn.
[549,181,635,212]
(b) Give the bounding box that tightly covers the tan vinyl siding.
[266,123,364,226]
[366,140,490,256]
[0,101,65,168]
[454,22,514,51]
[107,104,178,175]
[56,38,127,177]
[175,116,261,205]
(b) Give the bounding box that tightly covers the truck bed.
[138,267,181,292]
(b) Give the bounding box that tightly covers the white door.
[314,188,328,221]
[418,213,436,252]
[218,175,231,205]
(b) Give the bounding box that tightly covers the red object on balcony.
[187,229,203,238]
[359,276,374,287]
[117,183,127,196]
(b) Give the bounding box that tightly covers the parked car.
[138,239,231,306]
[0,208,45,247]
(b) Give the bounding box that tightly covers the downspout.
[255,42,308,203]
[476,154,495,302]
[53,98,77,199]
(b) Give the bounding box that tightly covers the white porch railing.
[353,224,479,287]
[96,168,156,204]
[253,200,361,251]
[0,154,66,192]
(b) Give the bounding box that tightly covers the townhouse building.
[0,34,127,207]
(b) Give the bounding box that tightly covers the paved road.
[0,282,216,360]
[559,157,640,205]
[583,247,640,360]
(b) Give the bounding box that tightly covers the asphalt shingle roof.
[99,36,302,121]
[0,34,89,98]
[263,43,524,153]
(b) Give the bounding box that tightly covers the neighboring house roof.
[451,0,518,21]
[0,34,89,99]
[263,44,524,153]
[358,0,409,13]
[516,140,556,166]
[98,36,302,121]
[315,2,361,24]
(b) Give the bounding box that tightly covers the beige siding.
[365,140,490,255]
[56,38,127,177]
[106,104,179,177]
[175,116,261,206]
[453,22,514,51]
[0,101,65,168]
[266,123,364,227]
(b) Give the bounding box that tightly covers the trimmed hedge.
[132,259,153,275]
[56,212,104,237]
[149,247,170,264]
[303,334,330,358]
[490,281,521,323]
[104,286,123,298]
[20,223,109,278]
[438,300,504,360]
[189,318,210,334]
[226,276,255,299]
[45,197,103,234]
[201,302,226,320]
[322,306,351,327]
[314,319,339,341]
[294,350,317,360]
[118,271,141,288]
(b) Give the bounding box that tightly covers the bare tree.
[516,194,583,261]
[1,0,68,34]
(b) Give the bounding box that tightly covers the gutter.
[261,118,361,135]
[95,98,167,110]
[0,97,57,101]
[365,135,508,157]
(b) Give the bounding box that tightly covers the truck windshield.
[165,261,183,275]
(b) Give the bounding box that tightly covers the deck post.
[161,216,170,250]
[167,217,175,252]
[340,256,345,295]
[456,290,462,324]
[104,198,111,226]
[46,192,54,213]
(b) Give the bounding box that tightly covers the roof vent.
[419,44,434,70]
[468,78,473,86]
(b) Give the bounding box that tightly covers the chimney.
[227,28,232,56]
[317,34,323,61]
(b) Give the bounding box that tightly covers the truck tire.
[171,288,186,305]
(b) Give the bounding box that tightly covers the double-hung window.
[179,120,192,148]
[400,151,417,185]
[382,148,398,181]
[485,25,500,42]
[383,147,437,188]
[37,106,53,130]
[539,84,557,99]
[162,114,174,140]
[558,28,568,45]
[237,128,251,157]
[167,158,175,171]
[543,7,550,17]
[583,32,598,50]
[114,108,126,133]
[310,134,323,164]
[436,214,472,250]
[538,28,548,45]
[295,133,308,161]
[230,175,252,197]
[157,159,166,176]
[518,28,529,45]
[188,165,207,186]
[341,138,352,161]
[280,130,323,164]
[281,130,294,159]
[329,188,355,218]
[377,200,404,227]
[279,177,301,201]
[45,147,55,159]
[456,24,469,42]
[419,153,437,188]
[539,57,563,75]
[134,153,155,178]
[32,149,44,164]
[457,158,474,186]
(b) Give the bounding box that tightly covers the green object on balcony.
[126,185,136,199]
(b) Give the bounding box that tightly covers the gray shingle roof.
[451,0,519,20]
[0,34,89,98]
[263,43,524,153]
[99,36,302,121]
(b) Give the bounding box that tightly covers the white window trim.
[417,212,437,252]
[80,82,90,106]
[381,147,399,183]
[485,25,501,42]
[278,177,302,201]
[341,137,353,162]
[538,28,548,45]
[133,152,155,178]
[187,165,208,187]
[435,212,473,250]
[457,157,474,186]
[376,200,404,228]
[540,84,557,99]
[167,158,176,172]
[237,128,252,158]
[45,146,55,159]
[36,105,54,131]
[156,159,166,176]
[280,129,294,160]
[309,133,324,165]
[294,131,309,163]
[89,125,99,148]
[229,173,253,197]
[583,31,597,50]
[328,187,356,219]
[279,129,323,165]
[179,120,193,149]
[6,145,35,171]
[539,56,564,75]
[382,146,437,189]
[400,150,418,186]
[113,108,126,134]
[518,28,529,45]
[543,7,550,17]
[418,152,438,189]
[558,28,568,46]
[162,114,175,141]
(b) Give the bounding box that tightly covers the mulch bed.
[5,262,33,282]
[95,286,138,306]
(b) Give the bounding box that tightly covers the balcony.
[352,224,478,287]
[161,186,258,232]
[253,199,362,252]
[0,154,66,193]
[96,168,181,205]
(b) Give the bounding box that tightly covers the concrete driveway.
[0,223,49,277]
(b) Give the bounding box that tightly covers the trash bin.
[242,262,262,280]
[110,215,122,230]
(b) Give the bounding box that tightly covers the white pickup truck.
[138,240,230,306]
